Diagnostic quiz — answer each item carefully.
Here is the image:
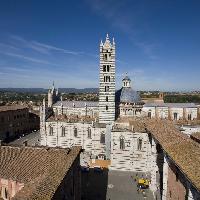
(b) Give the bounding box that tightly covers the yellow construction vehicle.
[137,178,149,189]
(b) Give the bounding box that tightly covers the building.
[109,120,151,172]
[53,101,99,118]
[145,119,200,200]
[9,130,40,147]
[0,105,39,142]
[143,103,199,120]
[40,34,200,199]
[0,145,81,200]
[99,34,116,124]
[48,82,60,107]
[115,75,144,118]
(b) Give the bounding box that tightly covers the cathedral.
[40,34,200,199]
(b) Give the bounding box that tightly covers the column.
[162,155,169,200]
[150,139,158,193]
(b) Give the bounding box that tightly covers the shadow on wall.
[156,143,164,199]
[81,168,108,200]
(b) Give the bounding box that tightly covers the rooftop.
[144,119,200,192]
[0,145,81,200]
[115,88,141,104]
[47,114,98,123]
[0,105,28,112]
[143,102,197,108]
[115,117,146,132]
[190,132,200,143]
[53,100,98,108]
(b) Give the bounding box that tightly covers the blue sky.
[0,0,200,91]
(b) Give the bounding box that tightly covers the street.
[81,169,154,200]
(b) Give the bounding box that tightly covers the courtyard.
[81,169,154,200]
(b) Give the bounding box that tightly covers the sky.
[0,0,200,91]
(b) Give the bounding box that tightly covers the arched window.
[100,132,105,144]
[188,114,192,120]
[49,126,53,136]
[105,86,109,92]
[104,54,108,60]
[74,127,78,137]
[148,112,151,118]
[107,65,110,72]
[120,136,125,150]
[88,127,92,138]
[137,138,142,151]
[61,126,65,137]
[173,113,178,120]
[1,186,8,199]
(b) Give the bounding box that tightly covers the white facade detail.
[41,121,106,158]
[143,103,198,120]
[109,130,151,172]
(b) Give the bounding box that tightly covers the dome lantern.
[122,74,131,88]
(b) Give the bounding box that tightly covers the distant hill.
[59,88,98,93]
[0,88,99,94]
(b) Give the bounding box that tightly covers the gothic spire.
[106,33,109,41]
[100,39,103,46]
[113,37,115,45]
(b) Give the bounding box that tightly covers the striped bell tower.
[99,34,116,124]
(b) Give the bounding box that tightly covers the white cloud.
[9,34,97,57]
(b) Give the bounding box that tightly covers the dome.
[119,87,141,103]
[115,74,141,103]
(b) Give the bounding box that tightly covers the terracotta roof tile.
[0,145,81,199]
[191,132,200,141]
[144,119,200,191]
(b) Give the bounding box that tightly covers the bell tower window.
[107,65,110,72]
[105,86,109,92]
[137,138,142,150]
[104,76,110,82]
[120,136,125,150]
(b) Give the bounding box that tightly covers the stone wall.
[0,108,29,141]
[143,106,198,120]
[109,130,151,172]
[53,106,99,118]
[41,121,107,158]
[166,163,187,200]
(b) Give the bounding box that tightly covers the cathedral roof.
[53,100,98,108]
[144,102,197,108]
[116,87,141,103]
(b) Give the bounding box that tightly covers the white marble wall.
[41,121,106,158]
[143,106,198,120]
[53,106,99,118]
[109,130,151,172]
